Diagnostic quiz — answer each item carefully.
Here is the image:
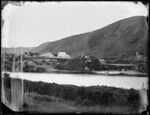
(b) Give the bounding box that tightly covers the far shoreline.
[2,70,147,77]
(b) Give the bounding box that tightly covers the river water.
[2,72,148,90]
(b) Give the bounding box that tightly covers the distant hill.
[2,47,34,54]
[31,16,148,58]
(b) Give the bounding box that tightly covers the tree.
[4,73,10,78]
[29,52,34,57]
[53,53,58,57]
[87,58,101,71]
[128,89,140,108]
[65,58,86,71]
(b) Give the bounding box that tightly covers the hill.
[31,42,51,53]
[32,16,148,59]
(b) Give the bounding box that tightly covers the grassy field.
[21,92,138,114]
[2,89,140,114]
[2,77,143,114]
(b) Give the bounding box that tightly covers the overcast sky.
[2,1,148,48]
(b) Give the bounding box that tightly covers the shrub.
[82,98,93,106]
[75,97,82,105]
[127,89,140,108]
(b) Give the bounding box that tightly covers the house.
[136,52,144,61]
[99,59,106,64]
[85,56,90,59]
[39,52,54,58]
[57,52,71,59]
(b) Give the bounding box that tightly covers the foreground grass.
[21,92,138,114]
[2,90,139,114]
[3,77,142,114]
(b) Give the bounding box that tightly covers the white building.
[136,52,144,61]
[57,52,71,59]
[99,59,106,64]
[39,52,54,58]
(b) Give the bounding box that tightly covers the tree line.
[4,77,140,109]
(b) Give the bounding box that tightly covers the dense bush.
[4,61,12,71]
[35,67,46,72]
[3,77,141,110]
[127,89,140,107]
[64,58,86,71]
[54,63,65,70]
[23,79,140,108]
[54,58,106,71]
[87,58,101,71]
[81,98,93,106]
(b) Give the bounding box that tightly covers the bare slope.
[31,16,148,58]
[31,42,51,53]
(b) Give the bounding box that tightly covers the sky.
[2,1,148,48]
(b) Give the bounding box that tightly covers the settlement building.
[99,59,106,64]
[136,52,144,61]
[39,52,54,58]
[57,52,71,59]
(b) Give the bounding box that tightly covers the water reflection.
[11,75,24,111]
[3,72,148,90]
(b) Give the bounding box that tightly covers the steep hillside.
[31,16,148,59]
[2,47,34,54]
[31,42,51,53]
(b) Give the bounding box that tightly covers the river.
[2,72,148,90]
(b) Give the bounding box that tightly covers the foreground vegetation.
[3,77,141,113]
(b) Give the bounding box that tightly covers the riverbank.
[2,69,147,77]
[43,69,148,77]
